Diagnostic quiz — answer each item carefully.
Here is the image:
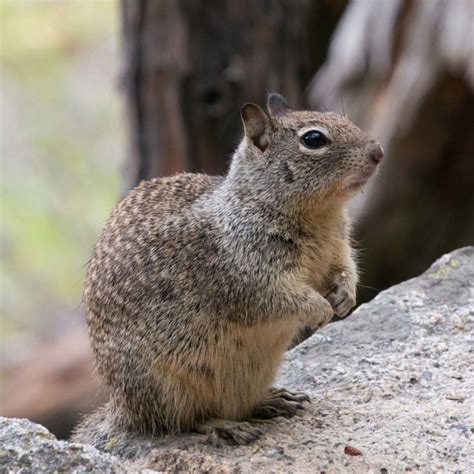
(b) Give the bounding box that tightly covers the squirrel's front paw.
[297,285,334,329]
[327,273,356,317]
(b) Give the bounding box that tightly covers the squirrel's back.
[82,173,224,436]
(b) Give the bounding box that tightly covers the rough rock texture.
[0,417,124,473]
[1,247,473,473]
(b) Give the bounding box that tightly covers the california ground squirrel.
[72,94,383,447]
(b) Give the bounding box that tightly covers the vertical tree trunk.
[121,0,313,187]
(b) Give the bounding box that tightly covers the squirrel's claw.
[251,387,311,420]
[196,420,264,447]
[327,283,356,318]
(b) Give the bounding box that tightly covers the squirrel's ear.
[267,93,290,117]
[240,103,270,152]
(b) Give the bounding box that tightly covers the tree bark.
[120,0,346,187]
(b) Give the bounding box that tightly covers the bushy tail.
[71,401,164,458]
[70,402,122,451]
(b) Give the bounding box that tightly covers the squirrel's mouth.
[346,165,377,191]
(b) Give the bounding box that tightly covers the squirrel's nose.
[369,142,384,164]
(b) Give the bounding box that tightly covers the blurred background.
[1,0,473,439]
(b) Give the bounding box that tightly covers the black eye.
[301,130,329,149]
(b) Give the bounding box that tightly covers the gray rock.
[1,247,473,473]
[0,417,124,473]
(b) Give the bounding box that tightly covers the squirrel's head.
[233,93,383,208]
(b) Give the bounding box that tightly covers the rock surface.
[0,417,124,473]
[1,247,473,473]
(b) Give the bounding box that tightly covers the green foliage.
[1,1,122,334]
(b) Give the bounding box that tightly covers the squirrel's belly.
[209,318,301,420]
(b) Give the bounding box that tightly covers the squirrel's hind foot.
[251,387,310,419]
[195,419,264,447]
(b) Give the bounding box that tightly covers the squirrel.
[72,93,383,448]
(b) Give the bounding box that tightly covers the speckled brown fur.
[72,94,382,448]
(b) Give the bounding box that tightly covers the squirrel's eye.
[301,130,329,149]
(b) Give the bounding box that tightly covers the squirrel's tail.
[71,401,160,457]
[70,402,124,451]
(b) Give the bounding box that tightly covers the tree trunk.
[309,0,474,303]
[120,0,346,187]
